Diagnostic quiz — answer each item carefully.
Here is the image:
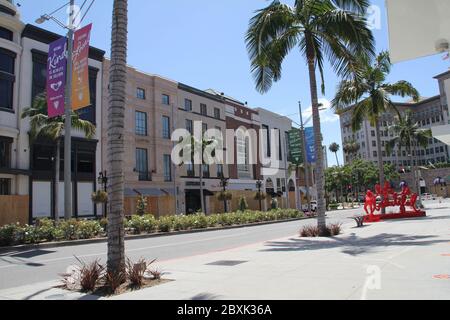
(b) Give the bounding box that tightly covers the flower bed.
[0,209,304,247]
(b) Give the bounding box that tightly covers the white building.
[0,0,105,224]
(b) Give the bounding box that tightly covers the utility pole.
[299,101,312,214]
[64,0,75,219]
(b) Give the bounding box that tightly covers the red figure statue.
[364,190,376,216]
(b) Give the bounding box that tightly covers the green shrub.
[192,214,208,229]
[0,223,22,246]
[271,198,279,210]
[136,195,148,216]
[36,218,55,242]
[99,218,108,230]
[23,224,42,244]
[238,196,248,211]
[172,215,191,231]
[55,219,80,241]
[76,220,103,239]
[157,217,173,233]
[206,214,220,228]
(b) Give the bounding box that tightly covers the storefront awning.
[386,0,450,63]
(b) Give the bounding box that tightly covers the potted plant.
[91,190,108,204]
[254,191,267,201]
[217,191,232,202]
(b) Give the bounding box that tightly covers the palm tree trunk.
[306,43,326,234]
[54,139,60,222]
[412,143,423,207]
[334,152,340,167]
[107,0,128,274]
[375,119,386,213]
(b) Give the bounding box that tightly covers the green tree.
[329,143,340,167]
[386,109,431,196]
[246,0,374,235]
[107,0,129,275]
[332,51,420,194]
[22,92,96,221]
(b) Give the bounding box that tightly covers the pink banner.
[46,37,67,118]
[72,23,92,111]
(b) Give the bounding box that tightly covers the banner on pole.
[287,129,304,166]
[305,127,316,163]
[46,37,67,118]
[71,23,92,111]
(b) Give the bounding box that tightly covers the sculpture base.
[364,211,426,223]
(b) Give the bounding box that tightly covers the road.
[0,209,359,290]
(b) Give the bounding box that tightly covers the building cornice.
[178,83,225,104]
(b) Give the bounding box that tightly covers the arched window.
[0,27,13,41]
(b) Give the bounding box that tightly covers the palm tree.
[22,92,96,221]
[343,140,360,162]
[332,51,420,195]
[329,142,340,166]
[107,0,128,274]
[386,110,431,200]
[246,0,374,235]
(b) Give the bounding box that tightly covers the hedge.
[0,209,304,247]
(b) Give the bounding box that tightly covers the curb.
[0,217,308,253]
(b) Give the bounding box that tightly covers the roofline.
[434,69,450,79]
[178,83,226,103]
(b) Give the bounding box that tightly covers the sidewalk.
[1,204,449,300]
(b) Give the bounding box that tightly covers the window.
[135,111,147,136]
[184,99,192,111]
[136,148,150,181]
[162,116,171,139]
[373,151,377,157]
[163,155,172,182]
[237,134,250,175]
[262,125,271,157]
[186,163,195,177]
[276,129,282,161]
[77,150,95,174]
[202,123,208,135]
[162,94,170,105]
[202,164,210,178]
[0,49,16,110]
[0,137,12,168]
[276,178,282,192]
[0,27,13,41]
[186,119,193,135]
[217,164,223,177]
[31,51,47,103]
[214,108,221,119]
[372,141,376,147]
[137,88,146,100]
[200,103,207,116]
[371,130,375,137]
[0,178,10,195]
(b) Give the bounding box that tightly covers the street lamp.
[37,0,76,219]
[219,175,230,213]
[98,171,108,217]
[256,180,263,211]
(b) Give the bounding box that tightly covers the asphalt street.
[0,209,359,290]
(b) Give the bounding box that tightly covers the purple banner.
[47,37,67,118]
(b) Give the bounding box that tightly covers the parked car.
[302,200,318,212]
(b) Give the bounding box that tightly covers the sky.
[16,0,450,167]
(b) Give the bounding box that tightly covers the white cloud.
[302,98,339,125]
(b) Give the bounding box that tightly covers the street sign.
[288,129,304,166]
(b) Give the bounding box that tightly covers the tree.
[329,143,340,166]
[246,0,374,235]
[386,109,431,197]
[343,140,360,162]
[332,51,420,197]
[107,0,128,275]
[22,92,95,221]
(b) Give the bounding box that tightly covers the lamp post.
[256,180,263,211]
[219,175,229,213]
[98,171,108,217]
[36,0,76,219]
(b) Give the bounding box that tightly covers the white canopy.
[385,0,450,63]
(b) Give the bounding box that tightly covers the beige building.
[102,62,228,216]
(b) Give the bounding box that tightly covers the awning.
[124,188,165,197]
[432,124,450,146]
[161,188,176,196]
[386,0,450,63]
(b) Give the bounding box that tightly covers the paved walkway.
[1,202,449,300]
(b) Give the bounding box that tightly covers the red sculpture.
[363,181,426,222]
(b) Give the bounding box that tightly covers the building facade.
[0,0,105,225]
[339,73,450,169]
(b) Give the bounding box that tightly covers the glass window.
[0,27,13,41]
[371,130,375,137]
[136,148,150,181]
[214,108,220,119]
[202,123,208,135]
[184,99,192,111]
[162,94,170,105]
[262,125,271,157]
[0,137,12,168]
[0,49,15,110]
[186,119,193,135]
[202,164,210,178]
[217,164,223,177]
[200,103,207,116]
[0,178,11,195]
[186,163,195,177]
[163,154,172,182]
[137,88,146,100]
[162,116,171,139]
[135,111,147,136]
[77,150,95,173]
